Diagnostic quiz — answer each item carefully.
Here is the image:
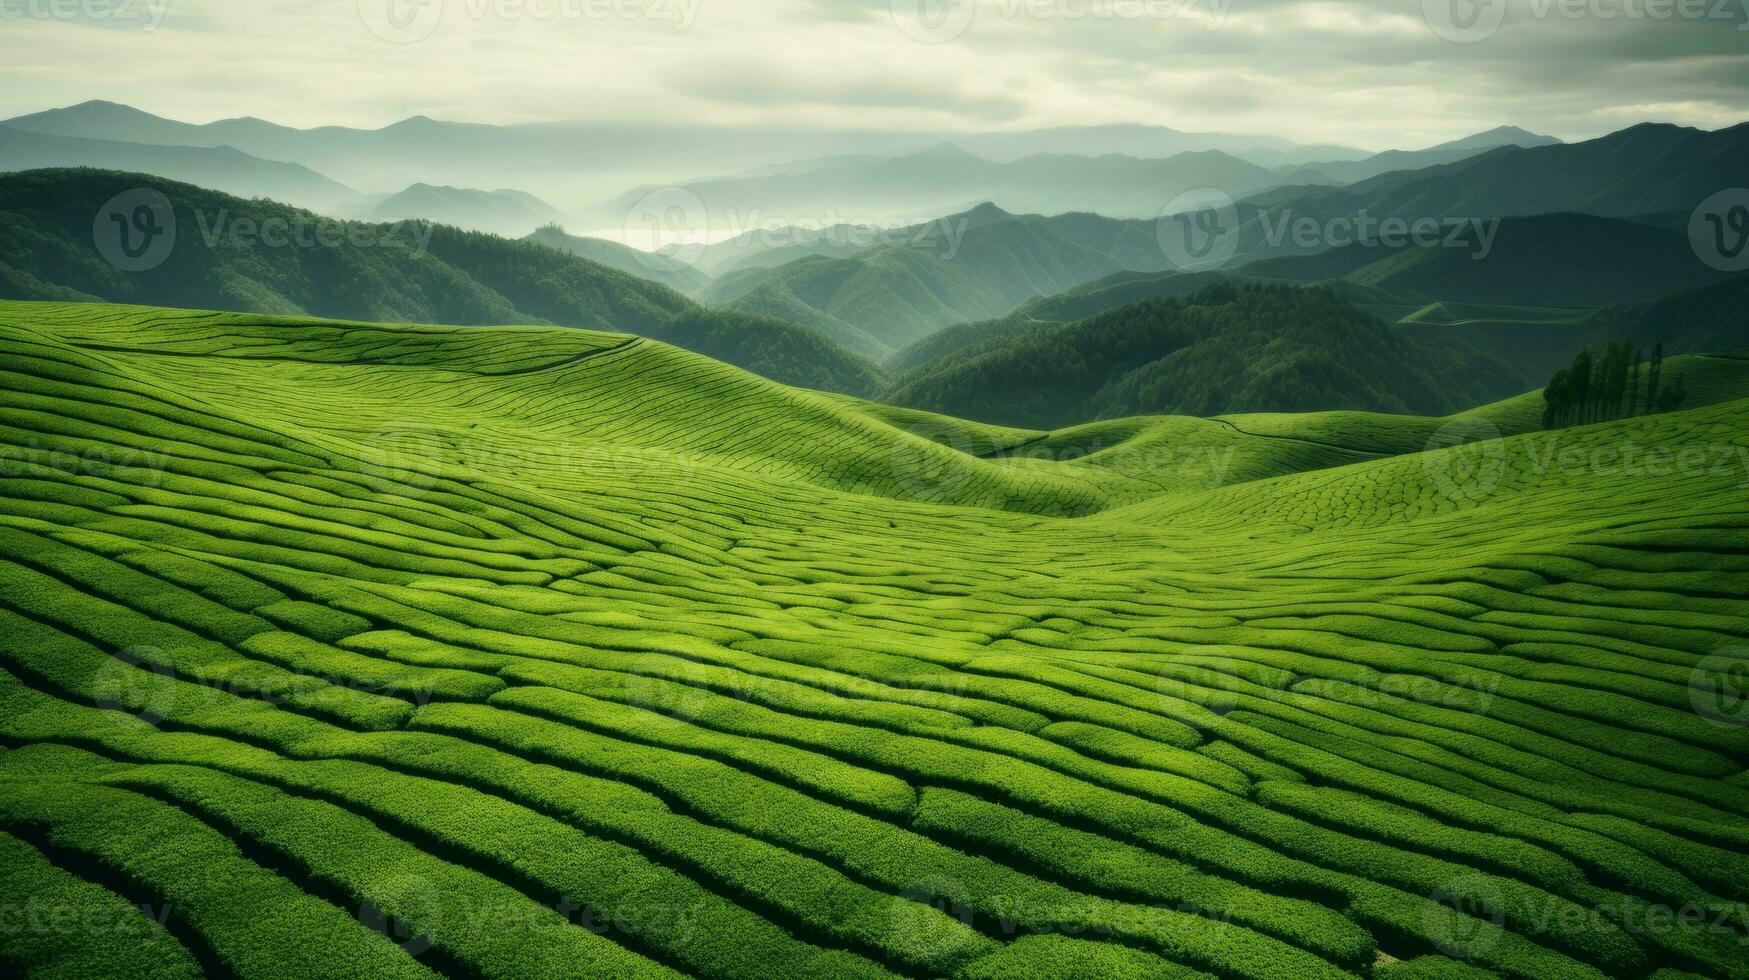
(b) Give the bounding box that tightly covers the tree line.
[1542,340,1686,429]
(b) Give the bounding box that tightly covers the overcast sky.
[1,0,1745,149]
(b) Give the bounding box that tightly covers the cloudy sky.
[1,0,1746,149]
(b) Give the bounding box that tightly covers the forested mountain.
[671,223,881,278]
[0,168,880,393]
[1400,276,1749,383]
[526,225,712,296]
[1254,213,1733,309]
[703,248,1014,358]
[0,169,688,331]
[696,204,1181,358]
[649,307,884,395]
[356,184,566,238]
[881,269,1227,375]
[881,283,1526,428]
[1580,276,1749,357]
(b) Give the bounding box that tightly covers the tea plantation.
[1,301,1746,979]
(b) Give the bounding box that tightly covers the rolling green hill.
[883,283,1528,429]
[2,299,1747,980]
[0,169,883,395]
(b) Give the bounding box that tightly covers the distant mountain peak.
[910,141,983,162]
[960,201,1012,222]
[382,114,444,132]
[1432,126,1562,152]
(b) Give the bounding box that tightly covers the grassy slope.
[3,301,1749,979]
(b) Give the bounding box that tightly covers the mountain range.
[593,127,1564,228]
[0,169,877,395]
[0,102,1371,207]
[0,125,356,212]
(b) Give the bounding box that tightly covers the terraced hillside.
[2,301,1748,980]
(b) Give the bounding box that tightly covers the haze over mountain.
[597,143,1295,227]
[0,124,356,212]
[0,169,877,395]
[526,225,713,297]
[1282,126,1562,186]
[0,102,1366,210]
[352,184,567,239]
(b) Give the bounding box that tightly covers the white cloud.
[0,0,1743,147]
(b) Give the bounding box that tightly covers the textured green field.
[1,300,1747,980]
